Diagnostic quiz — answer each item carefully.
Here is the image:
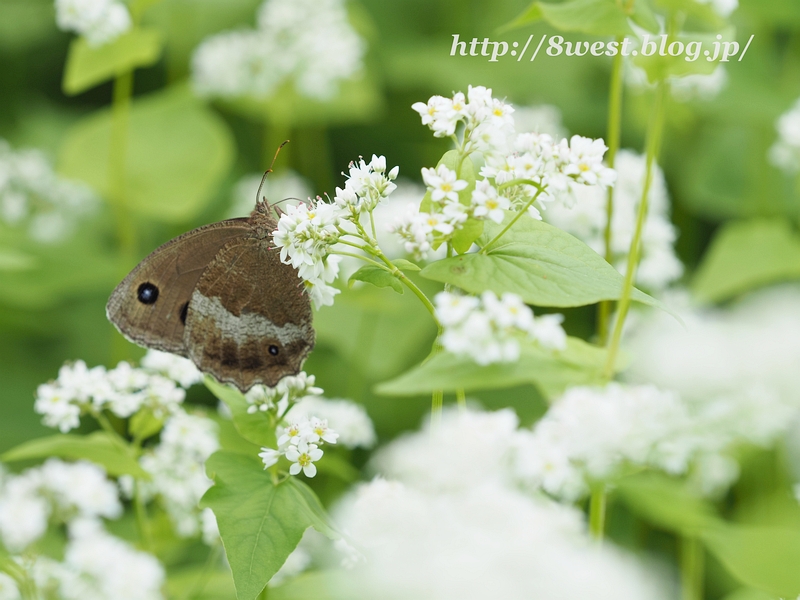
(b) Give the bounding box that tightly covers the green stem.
[479,188,544,254]
[589,484,607,541]
[597,35,626,344]
[134,479,154,552]
[603,79,668,379]
[681,536,704,600]
[456,388,466,410]
[109,71,136,264]
[331,250,391,271]
[430,389,443,430]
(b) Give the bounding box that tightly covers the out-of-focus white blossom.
[192,0,364,100]
[544,150,683,292]
[695,0,738,17]
[0,139,98,243]
[671,67,728,102]
[769,97,800,174]
[0,460,121,552]
[121,411,219,539]
[0,573,20,600]
[54,0,132,47]
[34,360,186,432]
[287,396,376,449]
[36,519,165,600]
[140,350,202,389]
[331,476,669,600]
[435,291,566,365]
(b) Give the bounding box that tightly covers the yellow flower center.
[298,453,312,467]
[486,199,498,210]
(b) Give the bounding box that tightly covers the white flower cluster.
[769,97,800,174]
[140,349,203,389]
[335,409,670,600]
[0,572,18,600]
[0,460,121,552]
[400,87,616,258]
[695,0,738,17]
[435,291,567,365]
[54,0,132,47]
[514,384,697,501]
[286,396,377,449]
[245,371,323,415]
[33,519,165,600]
[259,415,339,478]
[544,150,683,291]
[121,411,220,539]
[34,358,192,433]
[272,156,400,309]
[191,0,364,100]
[0,139,97,244]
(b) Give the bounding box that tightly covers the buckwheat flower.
[304,278,340,310]
[245,371,324,415]
[513,384,694,501]
[544,150,682,292]
[273,200,341,280]
[140,349,202,389]
[422,165,467,204]
[389,205,435,259]
[278,419,306,447]
[411,95,452,127]
[331,478,670,600]
[0,475,50,551]
[34,383,82,432]
[54,521,165,600]
[287,396,376,449]
[192,0,364,101]
[530,314,568,351]
[308,417,339,444]
[286,442,324,477]
[435,291,567,365]
[55,0,132,47]
[0,573,19,600]
[41,459,122,520]
[259,447,281,469]
[471,179,510,223]
[769,97,800,174]
[561,135,616,187]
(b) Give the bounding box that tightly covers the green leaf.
[451,217,484,255]
[653,0,727,30]
[420,213,661,309]
[201,451,337,600]
[391,258,421,272]
[616,472,721,534]
[204,376,276,448]
[1,431,149,479]
[633,31,732,83]
[629,1,660,33]
[375,336,614,399]
[270,570,352,600]
[0,247,36,272]
[692,219,800,304]
[702,525,800,597]
[58,85,234,223]
[720,589,781,600]
[349,265,403,294]
[128,409,164,442]
[502,0,634,36]
[63,28,163,95]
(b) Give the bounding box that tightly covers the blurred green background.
[1,0,799,457]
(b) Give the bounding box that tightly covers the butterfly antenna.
[255,140,290,208]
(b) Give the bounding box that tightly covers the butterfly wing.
[106,219,251,355]
[184,234,314,391]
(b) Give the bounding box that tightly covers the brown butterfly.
[106,196,315,393]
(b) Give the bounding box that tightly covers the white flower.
[0,573,20,600]
[192,0,365,100]
[331,477,670,600]
[560,135,616,187]
[273,200,341,281]
[54,0,132,47]
[421,165,467,204]
[0,139,98,243]
[287,397,376,449]
[259,448,281,469]
[140,350,202,389]
[245,371,323,414]
[695,0,738,17]
[769,97,800,174]
[543,150,682,292]
[389,204,435,260]
[513,384,694,500]
[471,179,510,223]
[434,291,566,365]
[286,442,324,478]
[41,459,122,520]
[337,155,399,213]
